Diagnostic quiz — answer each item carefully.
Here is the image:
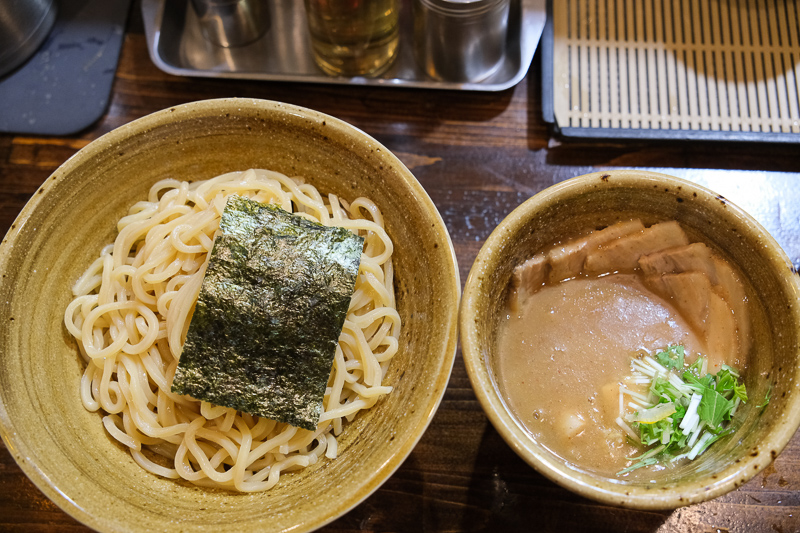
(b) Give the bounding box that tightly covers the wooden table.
[1,5,799,533]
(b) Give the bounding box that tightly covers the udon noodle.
[64,169,400,492]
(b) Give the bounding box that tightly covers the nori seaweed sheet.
[171,195,364,430]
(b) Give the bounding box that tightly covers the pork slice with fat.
[548,219,645,283]
[638,242,717,281]
[711,256,750,358]
[644,271,713,339]
[585,221,690,274]
[705,291,739,373]
[509,253,548,313]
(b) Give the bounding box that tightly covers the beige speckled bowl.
[0,99,460,532]
[460,170,800,510]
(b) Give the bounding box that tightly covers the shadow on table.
[458,422,671,533]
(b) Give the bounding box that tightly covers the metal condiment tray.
[141,0,546,91]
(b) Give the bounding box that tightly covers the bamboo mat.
[550,0,800,138]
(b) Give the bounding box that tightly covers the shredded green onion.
[615,346,749,476]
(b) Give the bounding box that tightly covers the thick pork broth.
[495,219,750,479]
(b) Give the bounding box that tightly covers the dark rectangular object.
[172,196,364,430]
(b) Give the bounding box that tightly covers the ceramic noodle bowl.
[460,170,800,509]
[0,99,460,532]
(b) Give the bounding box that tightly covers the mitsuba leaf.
[757,385,772,411]
[720,364,740,377]
[698,387,735,427]
[684,356,704,379]
[172,195,364,431]
[656,345,685,370]
[715,368,738,393]
[618,456,660,475]
[732,382,748,403]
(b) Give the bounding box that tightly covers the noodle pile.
[64,169,400,492]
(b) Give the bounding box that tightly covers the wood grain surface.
[1,3,799,532]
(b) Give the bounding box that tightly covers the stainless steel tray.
[141,0,545,91]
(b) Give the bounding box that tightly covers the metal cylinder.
[190,0,269,48]
[413,0,510,83]
[0,0,57,78]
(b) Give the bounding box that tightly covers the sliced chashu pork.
[639,242,750,365]
[705,291,738,372]
[547,219,645,283]
[643,271,737,372]
[644,271,714,337]
[508,253,547,313]
[511,220,645,310]
[584,221,690,275]
[511,219,749,371]
[640,243,749,351]
[711,255,750,356]
[638,242,749,369]
[639,242,717,280]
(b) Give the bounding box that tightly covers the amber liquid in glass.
[305,0,399,77]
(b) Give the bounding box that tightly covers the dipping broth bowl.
[0,99,460,532]
[460,170,800,509]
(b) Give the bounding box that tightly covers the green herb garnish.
[698,387,735,427]
[757,384,772,411]
[615,346,747,475]
[655,345,685,371]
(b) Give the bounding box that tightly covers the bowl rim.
[459,169,800,510]
[0,98,461,532]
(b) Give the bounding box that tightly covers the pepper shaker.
[190,0,269,48]
[413,0,510,83]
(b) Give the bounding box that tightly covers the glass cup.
[304,0,400,77]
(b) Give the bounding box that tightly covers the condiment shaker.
[413,0,510,83]
[190,0,269,48]
[0,0,57,77]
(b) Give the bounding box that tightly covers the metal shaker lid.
[417,0,509,17]
[0,0,58,77]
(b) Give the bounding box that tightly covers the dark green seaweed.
[172,195,364,430]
